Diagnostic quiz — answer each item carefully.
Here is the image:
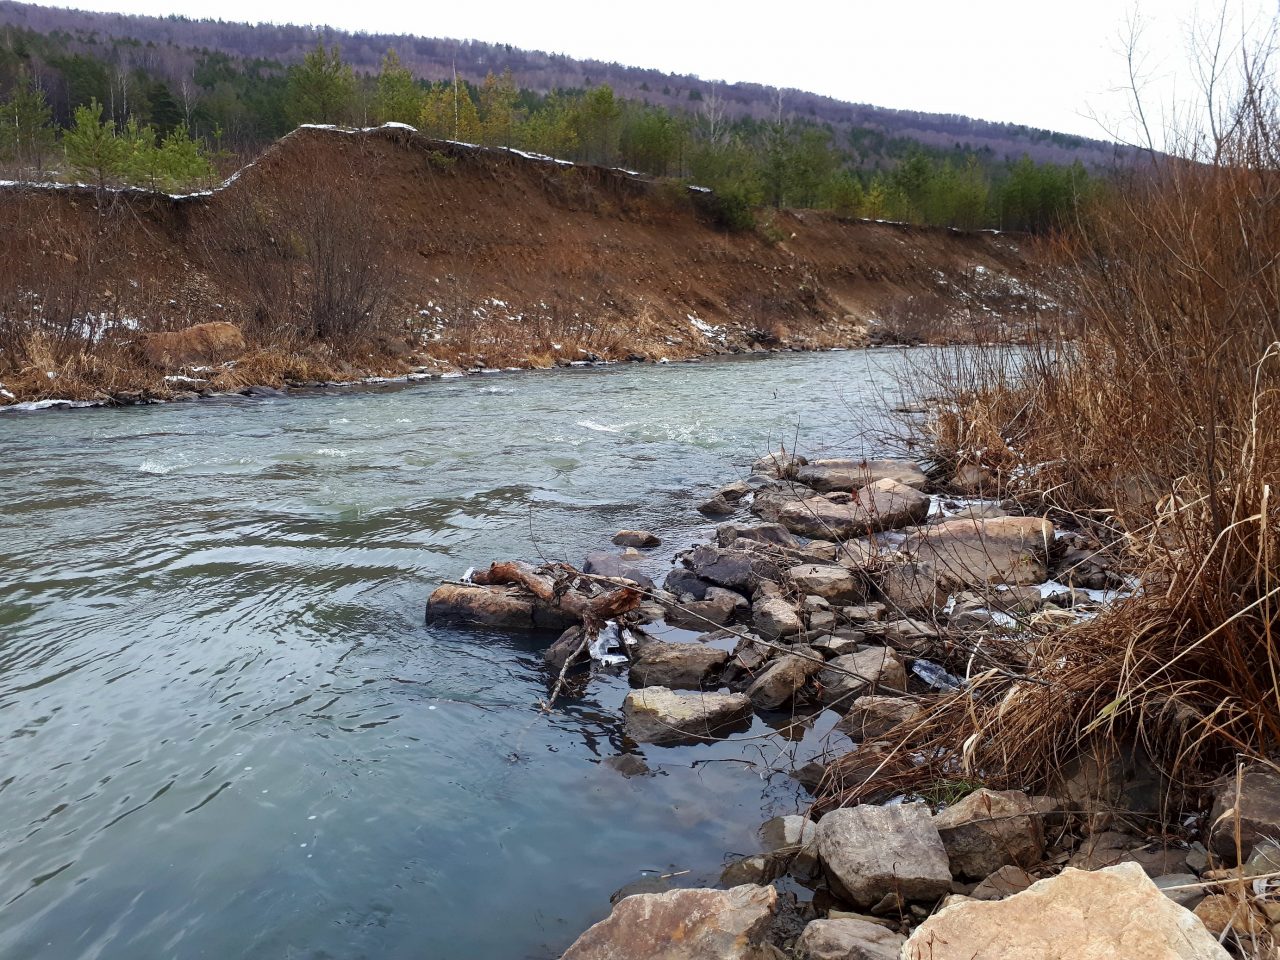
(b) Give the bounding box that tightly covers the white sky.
[36,0,1280,142]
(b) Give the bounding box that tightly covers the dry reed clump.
[827,33,1280,825]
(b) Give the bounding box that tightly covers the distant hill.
[0,0,1129,170]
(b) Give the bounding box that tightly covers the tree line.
[0,28,1096,229]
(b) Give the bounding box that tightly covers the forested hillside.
[0,0,1120,230]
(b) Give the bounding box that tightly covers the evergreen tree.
[119,115,162,187]
[575,85,620,164]
[64,98,122,190]
[1,68,56,175]
[284,42,355,126]
[373,49,421,125]
[159,122,213,187]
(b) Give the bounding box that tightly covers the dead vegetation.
[828,23,1280,836]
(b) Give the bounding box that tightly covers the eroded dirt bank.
[0,124,1045,406]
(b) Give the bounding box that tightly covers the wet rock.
[613,530,661,548]
[630,639,730,689]
[561,883,778,959]
[970,865,1036,901]
[665,589,747,630]
[933,789,1045,880]
[544,626,588,671]
[778,480,930,539]
[789,564,865,604]
[811,629,866,657]
[902,863,1230,960]
[713,480,752,503]
[752,597,802,641]
[603,754,651,778]
[817,647,907,708]
[908,516,1055,588]
[719,854,785,887]
[697,495,736,517]
[716,522,798,549]
[1208,763,1280,861]
[795,459,927,494]
[427,582,579,631]
[583,551,655,590]
[794,918,905,960]
[622,686,754,746]
[745,647,823,710]
[815,803,952,908]
[141,320,245,369]
[723,632,772,682]
[688,545,783,592]
[665,568,717,600]
[838,694,924,741]
[760,814,818,852]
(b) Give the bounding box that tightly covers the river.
[0,349,920,960]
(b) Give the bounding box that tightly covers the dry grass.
[826,28,1280,832]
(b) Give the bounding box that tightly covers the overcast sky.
[38,0,1280,141]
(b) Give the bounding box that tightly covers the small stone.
[794,918,905,960]
[843,603,887,622]
[1153,873,1204,910]
[790,564,865,603]
[602,754,651,778]
[811,630,866,657]
[752,597,802,641]
[817,647,907,708]
[745,648,823,710]
[719,853,783,887]
[970,865,1035,901]
[716,521,798,548]
[807,610,837,632]
[1208,764,1280,861]
[838,695,923,741]
[697,495,736,517]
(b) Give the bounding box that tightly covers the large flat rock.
[623,686,754,746]
[901,862,1230,959]
[561,883,778,959]
[795,459,927,493]
[630,640,730,690]
[778,479,930,539]
[907,516,1054,587]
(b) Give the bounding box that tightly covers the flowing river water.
[0,350,922,960]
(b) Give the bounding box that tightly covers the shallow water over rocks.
[0,350,919,959]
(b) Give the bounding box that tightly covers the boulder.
[795,459,927,494]
[688,545,782,592]
[583,551,655,590]
[1208,763,1280,861]
[794,918,905,960]
[719,855,786,888]
[760,814,818,852]
[908,516,1054,588]
[716,522,798,549]
[777,480,930,539]
[838,695,924,741]
[817,647,906,708]
[623,687,753,746]
[752,597,802,641]
[665,590,746,630]
[875,618,940,655]
[789,564,865,604]
[815,803,952,908]
[427,582,579,631]
[697,495,736,517]
[630,640,730,690]
[614,530,661,548]
[878,561,947,616]
[723,632,772,683]
[900,863,1230,960]
[932,788,1045,880]
[560,883,778,959]
[664,568,717,600]
[545,626,588,671]
[140,321,245,369]
[713,480,753,503]
[745,648,824,710]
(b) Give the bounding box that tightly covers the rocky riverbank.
[426,450,1273,959]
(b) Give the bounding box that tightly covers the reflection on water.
[0,350,915,959]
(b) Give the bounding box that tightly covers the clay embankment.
[0,124,1043,405]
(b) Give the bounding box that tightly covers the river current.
[0,350,920,959]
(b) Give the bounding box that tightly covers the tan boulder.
[815,803,951,908]
[901,862,1231,959]
[908,516,1054,587]
[561,883,777,959]
[622,687,753,746]
[795,458,927,493]
[141,321,245,369]
[932,788,1046,879]
[778,480,930,539]
[426,582,579,631]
